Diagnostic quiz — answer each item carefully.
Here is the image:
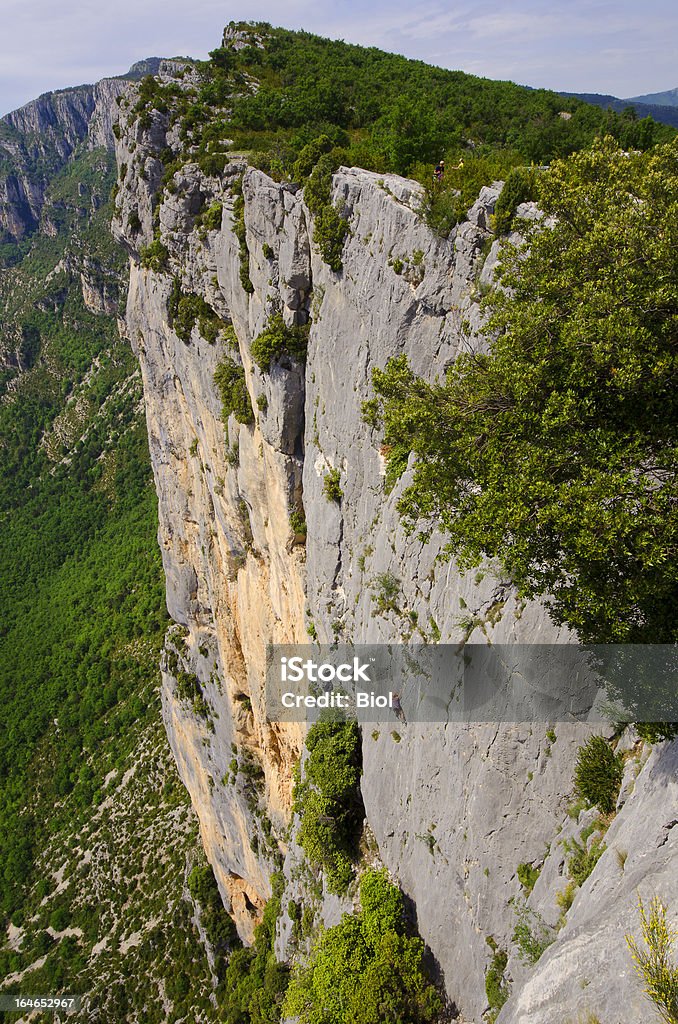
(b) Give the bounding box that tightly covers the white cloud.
[1,0,676,115]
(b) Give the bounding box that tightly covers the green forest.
[0,149,161,914]
[0,149,228,1020]
[129,20,674,275]
[127,18,674,253]
[141,20,673,174]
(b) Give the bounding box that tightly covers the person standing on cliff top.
[434,159,445,182]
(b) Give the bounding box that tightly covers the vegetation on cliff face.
[301,151,351,270]
[4,22,677,1023]
[626,896,678,1024]
[216,867,443,1024]
[283,869,442,1023]
[251,313,309,371]
[371,136,678,648]
[125,21,674,274]
[214,356,254,424]
[144,21,673,178]
[293,717,364,894]
[220,871,289,1024]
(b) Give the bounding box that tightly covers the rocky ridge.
[0,80,121,241]
[112,63,678,1024]
[0,60,181,244]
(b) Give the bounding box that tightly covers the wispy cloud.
[1,0,676,116]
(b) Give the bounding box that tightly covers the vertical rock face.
[115,88,311,935]
[125,259,307,944]
[114,88,677,1022]
[497,738,678,1024]
[0,76,129,241]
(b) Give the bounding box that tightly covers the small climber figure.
[392,691,407,725]
[433,158,445,182]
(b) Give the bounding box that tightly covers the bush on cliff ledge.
[293,716,364,894]
[283,869,442,1024]
[214,356,254,426]
[574,735,624,814]
[251,313,309,371]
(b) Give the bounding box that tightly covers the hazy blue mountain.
[558,90,678,128]
[625,86,678,108]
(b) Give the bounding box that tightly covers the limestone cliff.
[112,70,677,1024]
[0,62,158,242]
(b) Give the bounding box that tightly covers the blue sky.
[1,0,676,116]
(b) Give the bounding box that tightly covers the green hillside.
[0,147,232,1022]
[136,20,673,186]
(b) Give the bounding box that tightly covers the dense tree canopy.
[138,23,675,271]
[283,869,442,1024]
[139,21,674,191]
[211,24,673,171]
[0,152,168,920]
[372,137,678,644]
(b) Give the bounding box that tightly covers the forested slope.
[0,106,235,1023]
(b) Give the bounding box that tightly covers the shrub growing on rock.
[626,895,678,1024]
[370,572,401,615]
[573,735,623,813]
[322,468,342,502]
[250,313,309,370]
[293,716,363,894]
[139,238,168,271]
[231,176,254,294]
[169,281,223,344]
[283,869,442,1024]
[303,152,349,271]
[221,872,289,1023]
[201,200,223,231]
[485,940,510,1021]
[214,357,254,425]
[636,722,678,744]
[187,862,238,964]
[493,165,539,234]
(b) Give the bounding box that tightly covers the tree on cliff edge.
[371,136,678,646]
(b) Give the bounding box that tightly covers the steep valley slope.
[0,68,236,1024]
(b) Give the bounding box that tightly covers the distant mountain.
[559,90,678,129]
[625,86,678,108]
[0,59,183,246]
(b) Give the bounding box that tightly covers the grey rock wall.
[111,82,677,1023]
[1,76,129,241]
[498,739,678,1024]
